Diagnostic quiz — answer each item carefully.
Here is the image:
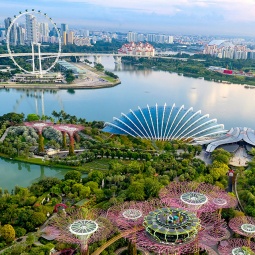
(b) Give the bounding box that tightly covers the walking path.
[0,127,10,142]
[229,146,251,166]
[91,226,144,255]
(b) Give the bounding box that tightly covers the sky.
[1,0,255,36]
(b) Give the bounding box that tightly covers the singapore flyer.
[6,9,61,77]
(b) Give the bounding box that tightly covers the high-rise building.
[147,34,156,43]
[137,33,145,42]
[67,31,74,44]
[17,26,25,45]
[25,14,38,44]
[4,17,17,45]
[167,36,174,44]
[61,23,68,44]
[127,31,138,42]
[62,31,67,45]
[39,22,49,42]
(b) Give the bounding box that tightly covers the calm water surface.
[0,56,255,190]
[0,157,70,192]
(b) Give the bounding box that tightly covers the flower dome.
[103,103,225,141]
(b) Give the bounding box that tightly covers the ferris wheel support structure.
[6,10,61,75]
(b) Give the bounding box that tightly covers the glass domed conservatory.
[103,103,226,141]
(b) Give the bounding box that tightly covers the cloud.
[1,0,255,36]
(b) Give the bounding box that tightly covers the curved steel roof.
[206,127,255,152]
[103,103,226,141]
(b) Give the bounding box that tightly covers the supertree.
[45,208,114,255]
[108,203,220,255]
[218,238,255,255]
[107,199,162,255]
[159,181,237,216]
[52,124,84,155]
[24,122,53,152]
[200,213,231,246]
[229,216,255,246]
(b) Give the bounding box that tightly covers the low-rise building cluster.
[118,42,155,56]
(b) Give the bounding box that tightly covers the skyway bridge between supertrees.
[43,182,255,255]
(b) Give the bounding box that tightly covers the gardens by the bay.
[0,111,255,254]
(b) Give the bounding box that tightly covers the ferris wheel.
[6,9,61,76]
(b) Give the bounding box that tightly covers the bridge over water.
[0,52,190,62]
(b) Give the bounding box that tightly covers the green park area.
[0,110,255,254]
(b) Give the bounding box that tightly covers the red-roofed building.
[118,42,155,56]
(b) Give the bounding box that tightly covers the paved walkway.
[91,226,144,255]
[229,146,251,166]
[0,127,10,142]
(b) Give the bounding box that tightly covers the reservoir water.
[0,157,70,192]
[0,56,255,190]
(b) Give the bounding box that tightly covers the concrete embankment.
[0,79,121,90]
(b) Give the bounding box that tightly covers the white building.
[118,42,155,56]
[26,14,38,44]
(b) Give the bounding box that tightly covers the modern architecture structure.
[103,103,226,141]
[203,39,251,59]
[204,127,255,153]
[57,60,86,75]
[127,31,138,42]
[144,207,200,244]
[61,23,68,45]
[67,31,74,44]
[25,14,38,44]
[4,17,17,46]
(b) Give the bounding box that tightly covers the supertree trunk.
[81,243,89,255]
[69,134,75,156]
[62,131,67,149]
[38,132,44,152]
[128,241,137,255]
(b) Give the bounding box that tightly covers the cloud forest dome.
[103,103,226,141]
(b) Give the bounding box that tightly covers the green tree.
[64,170,82,182]
[26,113,40,122]
[144,177,162,199]
[65,69,75,83]
[211,148,231,164]
[209,161,229,180]
[127,182,145,201]
[1,224,15,243]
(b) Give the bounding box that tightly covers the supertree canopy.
[45,208,113,255]
[24,122,53,152]
[106,199,225,255]
[218,238,255,255]
[229,216,255,239]
[107,200,161,232]
[103,103,225,141]
[143,207,200,244]
[159,181,237,215]
[52,124,84,155]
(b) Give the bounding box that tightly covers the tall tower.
[26,14,38,44]
[39,22,49,42]
[61,23,68,45]
[4,17,17,46]
[17,26,25,45]
[67,31,74,44]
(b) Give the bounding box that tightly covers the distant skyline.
[1,0,255,37]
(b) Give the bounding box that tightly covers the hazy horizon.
[1,0,255,37]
